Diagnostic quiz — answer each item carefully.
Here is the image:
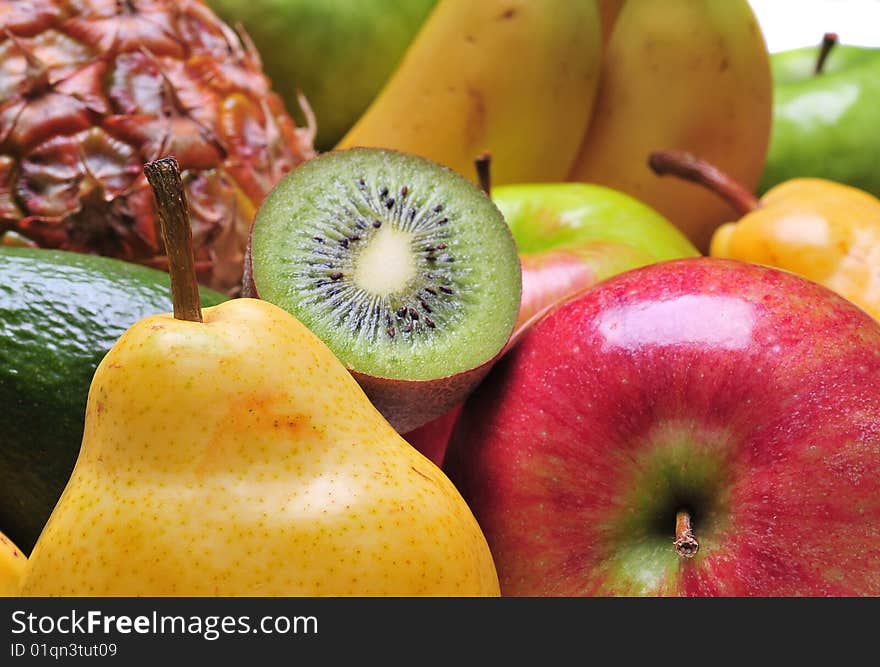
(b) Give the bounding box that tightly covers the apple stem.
[815,32,838,75]
[143,156,203,323]
[474,151,492,196]
[648,150,761,216]
[674,510,699,559]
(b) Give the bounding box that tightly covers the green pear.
[759,35,880,196]
[18,158,499,597]
[206,0,437,150]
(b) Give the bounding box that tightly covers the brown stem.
[474,151,492,196]
[673,510,699,559]
[648,150,761,216]
[815,32,838,75]
[143,156,203,323]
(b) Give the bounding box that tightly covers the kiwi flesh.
[244,147,522,432]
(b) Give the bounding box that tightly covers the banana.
[567,0,772,252]
[336,0,602,186]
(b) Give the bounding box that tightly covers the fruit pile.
[2,0,879,597]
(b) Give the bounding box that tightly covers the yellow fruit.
[567,0,772,251]
[19,298,499,596]
[0,530,26,596]
[336,0,603,185]
[711,178,880,323]
[596,0,625,46]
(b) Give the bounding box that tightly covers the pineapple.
[0,0,315,293]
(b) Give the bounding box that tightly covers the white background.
[749,0,880,52]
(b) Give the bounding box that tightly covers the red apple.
[443,257,880,596]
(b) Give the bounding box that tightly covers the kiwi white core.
[353,226,416,296]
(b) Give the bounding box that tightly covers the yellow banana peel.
[336,0,603,186]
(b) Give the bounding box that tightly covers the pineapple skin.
[0,0,316,294]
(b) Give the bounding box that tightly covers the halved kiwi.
[244,147,522,432]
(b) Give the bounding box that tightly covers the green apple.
[206,0,437,150]
[758,34,880,196]
[493,183,700,336]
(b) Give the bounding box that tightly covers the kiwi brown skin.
[349,349,502,434]
[241,148,514,434]
[242,223,515,434]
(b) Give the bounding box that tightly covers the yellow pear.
[596,0,624,47]
[567,0,772,252]
[21,298,499,596]
[0,530,26,596]
[19,158,500,597]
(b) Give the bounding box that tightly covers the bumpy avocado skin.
[0,247,228,553]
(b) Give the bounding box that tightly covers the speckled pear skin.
[0,530,26,596]
[19,298,499,596]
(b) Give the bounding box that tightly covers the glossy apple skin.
[444,257,880,596]
[403,184,698,463]
[498,183,698,337]
[759,44,880,197]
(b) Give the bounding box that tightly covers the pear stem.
[674,510,699,559]
[143,156,203,323]
[474,151,492,196]
[648,150,761,217]
[815,32,838,75]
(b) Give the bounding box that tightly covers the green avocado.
[0,247,228,553]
